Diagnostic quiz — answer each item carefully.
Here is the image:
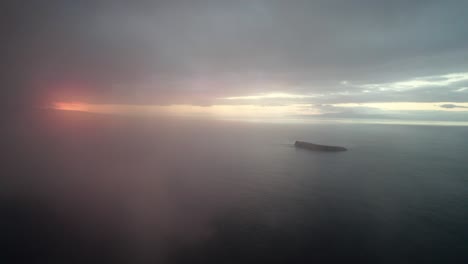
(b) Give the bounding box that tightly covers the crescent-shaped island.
[294,141,347,152]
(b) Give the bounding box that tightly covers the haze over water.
[3,110,467,263]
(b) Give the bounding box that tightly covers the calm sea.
[2,110,468,263]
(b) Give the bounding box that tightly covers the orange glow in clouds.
[53,102,90,112]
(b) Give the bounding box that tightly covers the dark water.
[2,110,468,263]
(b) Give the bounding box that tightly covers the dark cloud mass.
[440,104,468,109]
[3,0,468,109]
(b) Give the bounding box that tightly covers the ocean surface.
[2,110,468,263]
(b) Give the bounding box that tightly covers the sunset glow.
[53,102,90,112]
[50,99,468,124]
[51,102,319,119]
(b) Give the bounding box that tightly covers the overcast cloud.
[3,0,468,120]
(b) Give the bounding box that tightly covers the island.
[294,141,347,152]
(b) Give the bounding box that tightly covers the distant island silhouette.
[294,141,347,152]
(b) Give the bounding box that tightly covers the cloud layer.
[4,0,468,120]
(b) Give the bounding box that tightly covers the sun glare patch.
[53,102,90,112]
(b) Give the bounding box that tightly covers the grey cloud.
[307,104,468,121]
[310,76,468,104]
[4,0,468,108]
[320,87,468,104]
[306,104,411,120]
[316,110,468,122]
[439,104,468,109]
[314,104,392,118]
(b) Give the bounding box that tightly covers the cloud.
[222,93,318,100]
[359,72,468,92]
[4,0,468,116]
[309,104,468,122]
[454,87,468,92]
[218,71,468,106]
[304,71,468,104]
[439,104,468,109]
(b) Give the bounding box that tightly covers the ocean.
[2,110,468,263]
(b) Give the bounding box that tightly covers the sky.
[4,0,468,122]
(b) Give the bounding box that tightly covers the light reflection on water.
[2,110,468,263]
